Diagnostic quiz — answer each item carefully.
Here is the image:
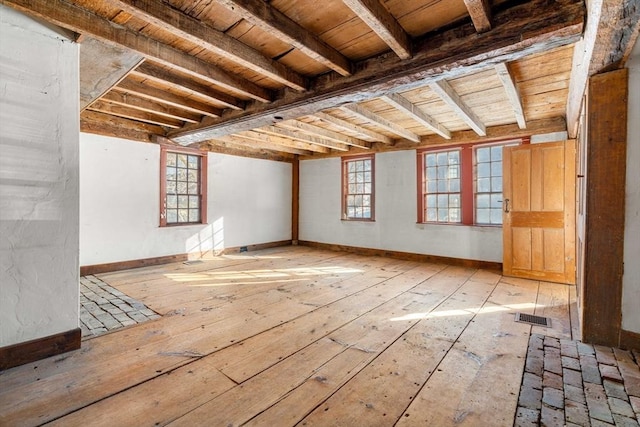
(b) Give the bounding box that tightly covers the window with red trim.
[342,155,375,221]
[160,145,207,226]
[417,140,522,225]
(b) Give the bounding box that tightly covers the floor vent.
[183,260,204,265]
[514,313,551,327]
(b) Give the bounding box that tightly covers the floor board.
[0,246,575,426]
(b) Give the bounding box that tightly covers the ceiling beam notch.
[381,93,451,139]
[429,80,486,136]
[341,0,411,59]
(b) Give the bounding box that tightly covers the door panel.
[503,141,576,284]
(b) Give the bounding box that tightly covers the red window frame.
[341,154,375,221]
[160,144,208,227]
[417,138,527,225]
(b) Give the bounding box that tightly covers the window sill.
[342,218,376,222]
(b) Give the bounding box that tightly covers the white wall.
[622,38,640,334]
[299,151,503,262]
[80,133,292,266]
[0,6,79,346]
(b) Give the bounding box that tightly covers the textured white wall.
[299,151,503,262]
[80,133,292,266]
[0,6,80,346]
[622,39,640,334]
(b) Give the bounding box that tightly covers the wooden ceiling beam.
[110,0,307,91]
[380,93,451,139]
[203,140,296,162]
[215,0,351,76]
[494,62,526,129]
[114,80,223,118]
[87,100,185,128]
[565,0,640,138]
[241,131,331,154]
[314,112,393,144]
[429,80,486,136]
[341,104,420,142]
[212,135,312,156]
[277,120,372,149]
[170,0,583,144]
[100,91,201,124]
[1,0,272,103]
[463,0,492,33]
[341,0,411,59]
[132,62,244,110]
[80,110,165,143]
[260,126,350,151]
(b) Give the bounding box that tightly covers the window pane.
[166,167,176,180]
[477,194,490,208]
[477,178,490,192]
[438,209,448,222]
[476,208,490,224]
[491,193,503,208]
[363,160,371,172]
[491,177,502,192]
[188,183,198,195]
[362,195,371,207]
[477,162,491,178]
[450,179,460,192]
[178,209,189,222]
[167,209,177,223]
[491,146,503,161]
[448,165,459,179]
[187,155,198,168]
[427,181,437,192]
[167,195,177,209]
[166,153,177,166]
[437,152,448,165]
[348,162,355,172]
[448,151,459,164]
[177,154,187,168]
[177,182,187,194]
[426,167,437,180]
[490,208,503,224]
[189,209,199,223]
[426,208,437,221]
[187,169,198,182]
[426,153,437,167]
[364,183,372,193]
[426,194,436,208]
[491,161,502,176]
[437,194,448,208]
[449,208,460,222]
[450,194,460,208]
[177,168,187,181]
[189,195,199,208]
[178,195,188,208]
[437,180,447,192]
[166,181,176,194]
[476,147,490,163]
[437,166,447,179]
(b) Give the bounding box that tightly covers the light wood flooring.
[0,246,577,426]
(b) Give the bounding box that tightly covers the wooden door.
[503,140,576,284]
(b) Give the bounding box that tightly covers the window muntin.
[423,149,461,223]
[160,147,207,226]
[474,145,505,225]
[342,155,374,220]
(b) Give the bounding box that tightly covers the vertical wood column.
[292,156,299,244]
[581,68,628,346]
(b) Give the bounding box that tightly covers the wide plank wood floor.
[0,246,576,426]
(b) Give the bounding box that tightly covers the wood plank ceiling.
[2,0,586,161]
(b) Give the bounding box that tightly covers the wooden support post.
[581,68,628,347]
[292,156,300,245]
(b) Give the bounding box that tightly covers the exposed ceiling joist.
[114,80,223,118]
[80,110,165,143]
[429,80,486,136]
[341,0,411,59]
[212,135,312,156]
[277,120,371,149]
[240,131,331,154]
[380,93,451,139]
[261,126,350,151]
[341,104,420,142]
[314,112,393,144]
[1,0,272,103]
[110,0,307,91]
[170,0,583,144]
[132,62,244,111]
[215,0,352,76]
[203,139,296,162]
[87,100,184,128]
[463,0,492,33]
[100,91,201,124]
[566,0,640,138]
[494,62,526,129]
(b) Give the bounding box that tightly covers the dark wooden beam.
[216,0,351,76]
[581,69,628,347]
[566,0,640,138]
[1,0,272,103]
[171,0,583,144]
[80,110,165,143]
[463,0,492,33]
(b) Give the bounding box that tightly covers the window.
[418,140,522,225]
[160,145,207,226]
[342,155,374,220]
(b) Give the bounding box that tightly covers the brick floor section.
[80,275,160,338]
[515,333,640,426]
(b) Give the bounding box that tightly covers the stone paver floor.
[80,275,160,338]
[515,333,640,427]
